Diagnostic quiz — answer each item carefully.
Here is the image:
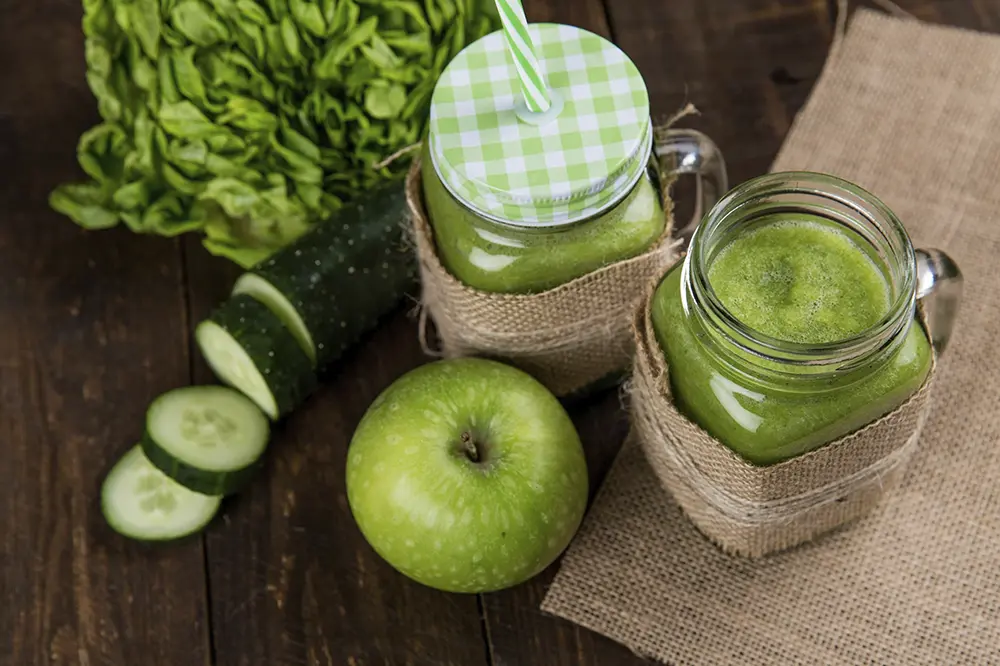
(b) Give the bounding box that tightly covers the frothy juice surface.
[707,217,891,343]
[651,213,933,465]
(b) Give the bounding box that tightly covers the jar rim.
[685,171,918,375]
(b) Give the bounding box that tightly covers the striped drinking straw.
[493,0,552,113]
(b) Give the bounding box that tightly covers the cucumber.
[102,445,222,542]
[232,180,416,368]
[196,295,317,420]
[141,386,270,495]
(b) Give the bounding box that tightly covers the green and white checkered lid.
[428,23,651,227]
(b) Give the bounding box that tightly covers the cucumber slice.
[141,386,270,495]
[102,445,221,542]
[196,295,317,420]
[232,180,416,369]
[233,272,315,364]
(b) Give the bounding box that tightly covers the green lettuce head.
[51,0,499,266]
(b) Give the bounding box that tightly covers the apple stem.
[460,431,481,463]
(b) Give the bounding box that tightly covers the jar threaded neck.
[682,172,918,384]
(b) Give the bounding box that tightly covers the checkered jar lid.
[427,23,651,227]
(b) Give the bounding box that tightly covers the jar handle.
[915,248,963,355]
[654,128,729,248]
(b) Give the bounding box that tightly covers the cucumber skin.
[238,180,417,369]
[203,295,318,419]
[141,433,260,496]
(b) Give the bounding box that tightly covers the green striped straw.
[493,0,551,113]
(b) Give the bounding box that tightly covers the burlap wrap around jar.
[409,22,728,396]
[631,283,937,558]
[406,161,681,397]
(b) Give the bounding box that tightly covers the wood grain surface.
[1,0,991,664]
[0,2,212,665]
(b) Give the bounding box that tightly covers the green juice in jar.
[416,20,728,394]
[417,23,717,296]
[421,147,665,293]
[652,211,933,466]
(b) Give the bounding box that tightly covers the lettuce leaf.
[52,0,499,266]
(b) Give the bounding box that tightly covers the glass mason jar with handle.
[421,24,727,294]
[651,172,962,466]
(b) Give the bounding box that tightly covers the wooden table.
[2,1,997,664]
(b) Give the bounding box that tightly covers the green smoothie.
[708,219,891,343]
[652,213,933,465]
[421,152,665,294]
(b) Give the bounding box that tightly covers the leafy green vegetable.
[53,0,499,267]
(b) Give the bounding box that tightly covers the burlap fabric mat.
[543,10,1000,664]
[406,162,679,397]
[631,289,936,558]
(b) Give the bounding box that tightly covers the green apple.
[346,358,588,593]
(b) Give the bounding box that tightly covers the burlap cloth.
[406,162,679,397]
[542,10,1000,664]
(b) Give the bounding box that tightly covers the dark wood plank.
[609,0,834,188]
[523,0,612,32]
[474,3,658,666]
[185,237,489,665]
[0,2,211,665]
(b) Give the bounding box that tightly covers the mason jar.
[651,172,962,465]
[421,23,726,294]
